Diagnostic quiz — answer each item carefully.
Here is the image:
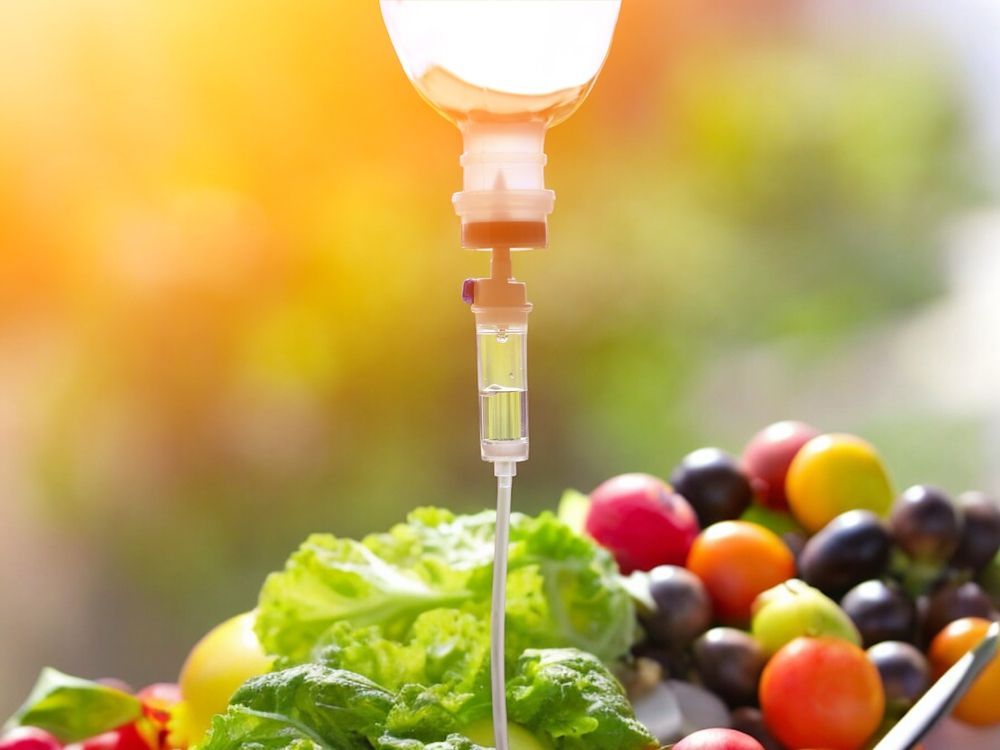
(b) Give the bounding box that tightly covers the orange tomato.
[928,617,1000,726]
[760,637,885,750]
[686,521,794,623]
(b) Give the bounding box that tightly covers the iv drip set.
[380,3,622,749]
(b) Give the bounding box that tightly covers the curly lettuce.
[199,652,655,750]
[507,649,655,750]
[231,508,652,750]
[256,508,634,668]
[201,665,394,750]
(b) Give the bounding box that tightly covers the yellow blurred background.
[0,0,996,712]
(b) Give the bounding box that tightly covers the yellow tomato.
[167,611,273,747]
[929,617,1000,727]
[785,434,893,533]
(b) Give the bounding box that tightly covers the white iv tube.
[490,460,515,750]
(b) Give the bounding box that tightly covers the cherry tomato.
[928,617,1000,726]
[70,724,150,750]
[0,728,62,750]
[785,434,893,533]
[686,521,794,623]
[760,637,885,750]
[742,420,820,510]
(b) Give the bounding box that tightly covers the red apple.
[585,473,699,574]
[672,728,766,750]
[741,421,819,510]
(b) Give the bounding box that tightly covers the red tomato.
[686,521,794,623]
[760,637,885,750]
[74,725,150,750]
[742,421,819,510]
[0,728,62,750]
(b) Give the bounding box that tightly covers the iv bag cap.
[454,190,554,249]
[453,120,554,249]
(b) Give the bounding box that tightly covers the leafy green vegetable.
[507,649,656,750]
[202,709,324,750]
[3,668,143,743]
[256,508,633,668]
[223,509,650,750]
[375,735,486,750]
[200,663,487,750]
[200,650,653,750]
[315,610,489,695]
[316,611,491,738]
[201,664,393,750]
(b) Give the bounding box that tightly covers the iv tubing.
[491,460,515,750]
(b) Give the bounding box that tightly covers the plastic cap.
[453,121,554,248]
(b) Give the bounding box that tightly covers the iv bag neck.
[459,121,546,192]
[453,120,555,250]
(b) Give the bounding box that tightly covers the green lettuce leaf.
[375,647,654,750]
[315,610,489,695]
[255,532,471,664]
[507,649,657,750]
[375,734,485,750]
[315,609,491,738]
[3,668,142,743]
[257,508,633,668]
[201,709,325,750]
[200,665,393,750]
[199,650,652,750]
[246,508,648,750]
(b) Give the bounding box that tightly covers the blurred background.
[1,0,999,713]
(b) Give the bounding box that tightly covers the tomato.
[67,724,150,750]
[167,611,273,748]
[0,728,62,750]
[759,637,885,750]
[742,420,820,511]
[686,521,794,623]
[785,434,893,533]
[928,617,1000,726]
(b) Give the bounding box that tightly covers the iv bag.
[381,0,621,247]
[381,0,621,128]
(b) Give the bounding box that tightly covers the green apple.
[751,579,861,655]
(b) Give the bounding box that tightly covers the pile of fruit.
[564,421,1000,749]
[1,420,998,750]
